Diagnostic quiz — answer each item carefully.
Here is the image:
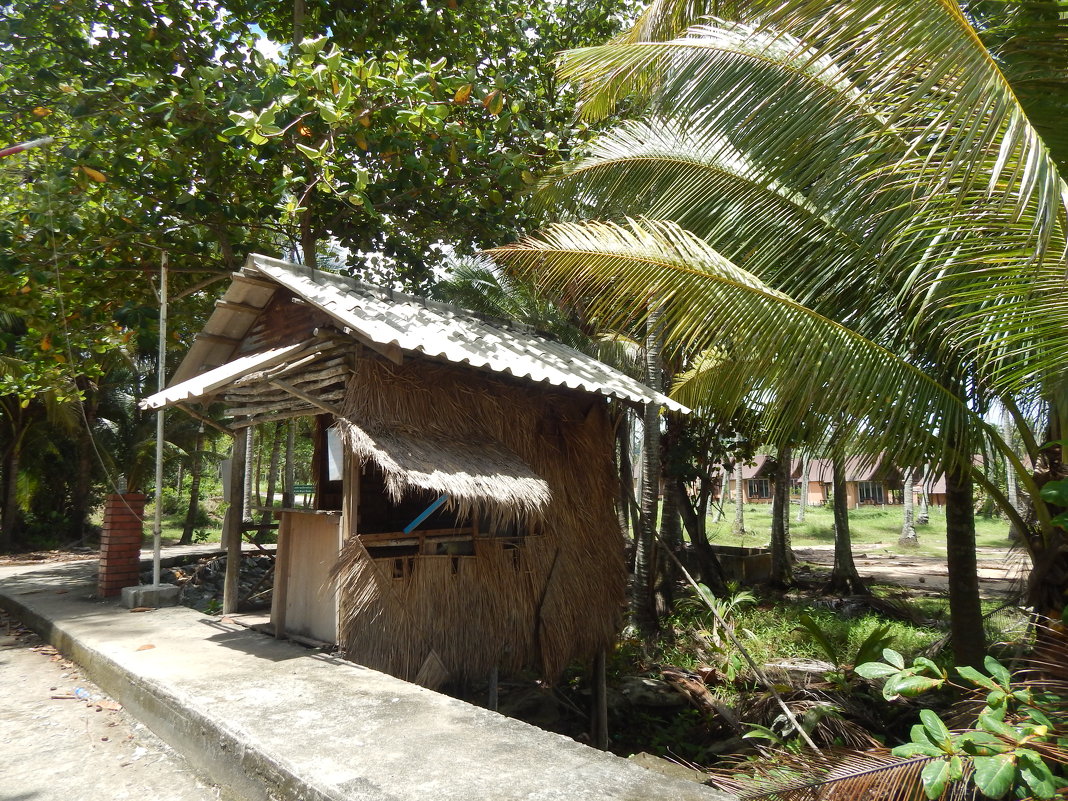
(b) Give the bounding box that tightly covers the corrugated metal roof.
[142,341,319,410]
[247,255,685,411]
[157,254,685,413]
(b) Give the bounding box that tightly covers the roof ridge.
[245,254,539,338]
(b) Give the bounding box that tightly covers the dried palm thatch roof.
[333,418,551,519]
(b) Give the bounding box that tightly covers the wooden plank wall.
[239,291,330,356]
[278,511,342,643]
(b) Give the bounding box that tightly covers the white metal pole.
[152,252,168,587]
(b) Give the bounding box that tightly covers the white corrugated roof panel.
[244,254,687,412]
[141,341,315,410]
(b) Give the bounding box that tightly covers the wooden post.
[592,649,608,750]
[272,512,291,638]
[223,430,248,615]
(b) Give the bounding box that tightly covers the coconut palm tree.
[490,0,1068,667]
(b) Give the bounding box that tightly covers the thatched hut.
[142,254,681,688]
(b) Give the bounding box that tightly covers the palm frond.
[488,217,1000,466]
[620,0,743,43]
[536,117,897,331]
[556,20,1068,392]
[559,10,1068,259]
[969,0,1068,173]
[711,748,973,800]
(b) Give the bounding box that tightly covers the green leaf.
[298,35,327,55]
[855,661,899,679]
[960,730,1008,756]
[911,657,943,676]
[972,754,1017,798]
[984,657,1012,690]
[317,103,339,123]
[883,649,905,669]
[1017,750,1057,799]
[885,674,945,700]
[893,742,944,758]
[853,623,894,667]
[798,615,837,666]
[980,710,1022,741]
[957,665,1002,693]
[1023,707,1053,729]
[295,143,321,160]
[948,755,963,782]
[1039,478,1068,507]
[986,689,1009,708]
[920,709,954,752]
[920,758,951,800]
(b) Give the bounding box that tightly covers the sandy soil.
[0,608,227,801]
[794,545,1030,598]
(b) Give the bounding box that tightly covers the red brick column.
[98,493,146,597]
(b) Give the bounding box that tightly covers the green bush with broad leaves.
[856,649,1064,799]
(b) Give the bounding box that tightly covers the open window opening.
[356,463,476,560]
[354,463,536,565]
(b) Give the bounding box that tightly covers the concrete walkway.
[0,556,731,801]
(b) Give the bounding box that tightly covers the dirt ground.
[0,608,227,801]
[794,545,1029,598]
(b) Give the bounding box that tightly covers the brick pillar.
[98,493,146,598]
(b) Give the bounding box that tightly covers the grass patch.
[706,502,1011,556]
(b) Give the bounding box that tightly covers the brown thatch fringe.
[333,356,625,684]
[332,418,551,521]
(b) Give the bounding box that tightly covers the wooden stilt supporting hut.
[141,254,685,689]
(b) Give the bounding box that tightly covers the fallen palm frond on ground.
[709,749,973,801]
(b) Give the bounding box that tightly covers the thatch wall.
[333,356,625,687]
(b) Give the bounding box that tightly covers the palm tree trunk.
[632,310,662,639]
[616,411,638,539]
[677,477,726,594]
[732,462,745,536]
[796,456,809,524]
[1004,439,1022,543]
[917,466,930,525]
[770,446,793,586]
[899,467,918,546]
[1,407,25,549]
[945,459,985,668]
[826,453,868,594]
[242,427,254,522]
[180,425,205,545]
[656,478,681,614]
[712,464,728,523]
[293,0,305,46]
[0,443,19,550]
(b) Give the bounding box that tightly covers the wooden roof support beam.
[231,406,319,428]
[340,326,403,366]
[215,300,265,315]
[233,272,278,291]
[175,402,235,437]
[195,332,242,346]
[268,379,344,418]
